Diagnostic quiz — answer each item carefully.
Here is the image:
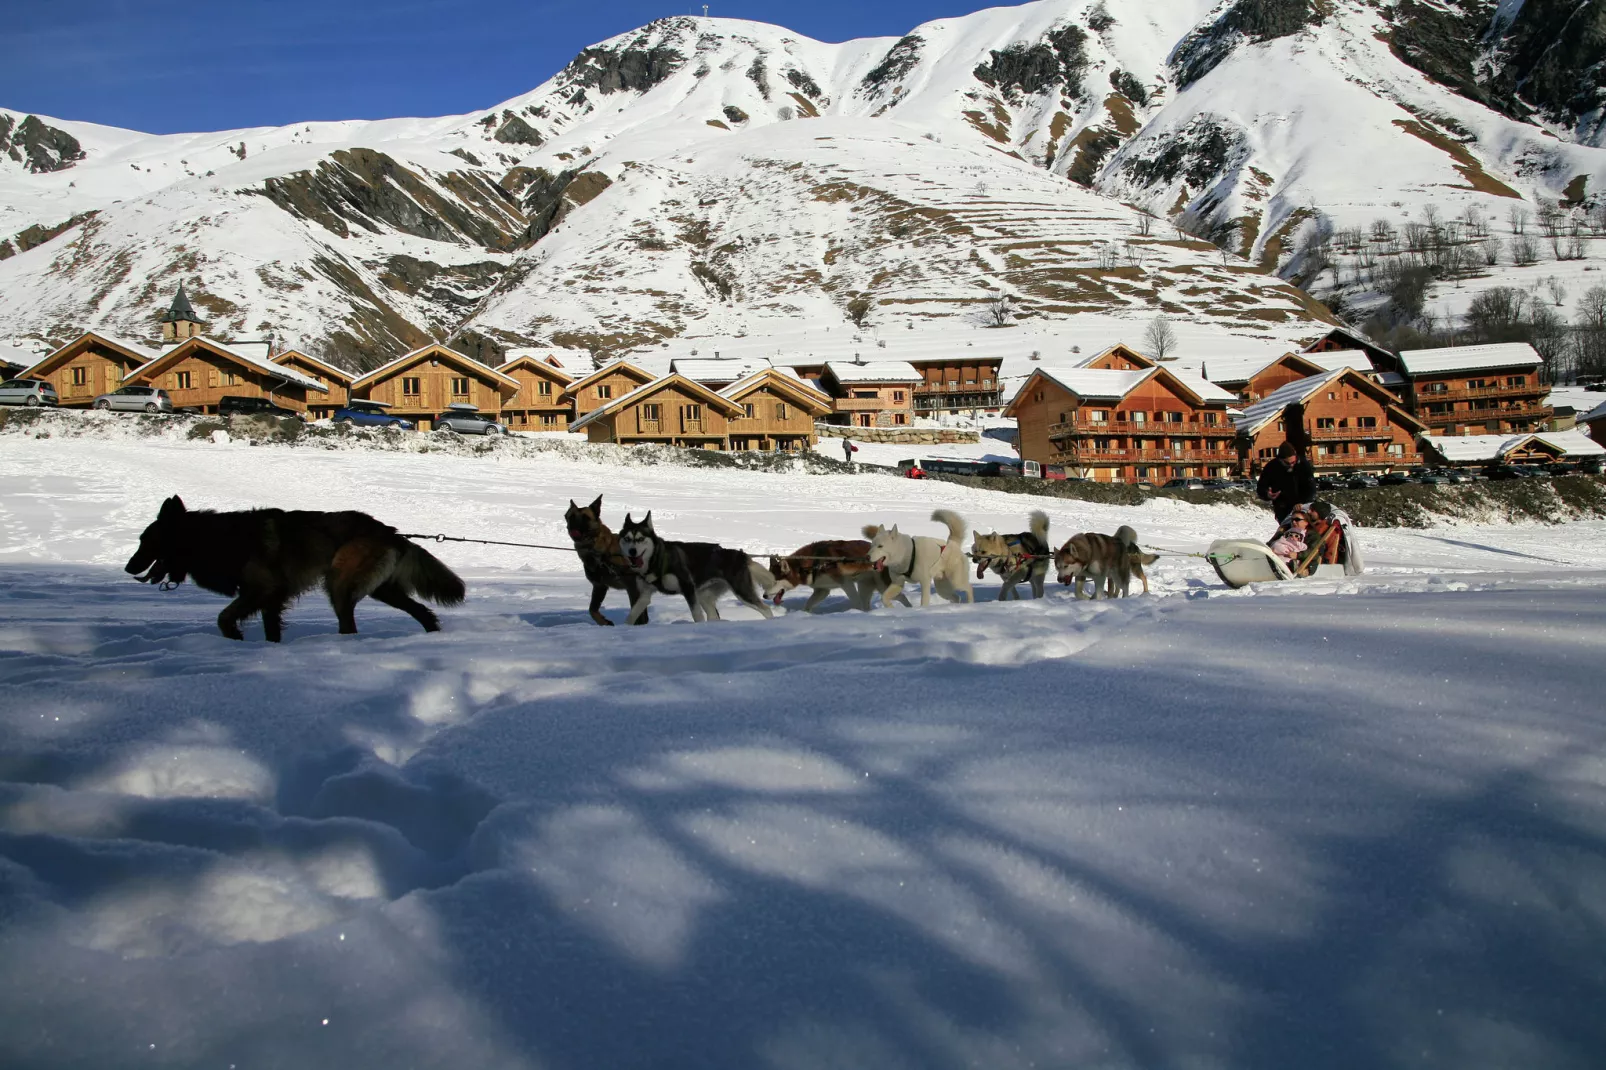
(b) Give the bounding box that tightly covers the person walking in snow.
[842,438,858,467]
[1256,441,1315,522]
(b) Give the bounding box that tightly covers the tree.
[1144,315,1177,360]
[987,294,1013,327]
[1507,204,1529,235]
[1574,287,1606,377]
[846,294,872,327]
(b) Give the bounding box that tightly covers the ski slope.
[1,433,1604,1068]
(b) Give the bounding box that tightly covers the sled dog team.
[124,494,1159,642]
[566,494,1159,627]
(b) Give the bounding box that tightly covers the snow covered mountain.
[1,0,1602,369]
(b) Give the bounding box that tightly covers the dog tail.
[1114,524,1138,550]
[1133,549,1160,566]
[862,524,882,540]
[932,509,967,544]
[393,538,467,606]
[1029,510,1049,544]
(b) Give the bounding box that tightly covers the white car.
[92,386,172,413]
[0,378,59,406]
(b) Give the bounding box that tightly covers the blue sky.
[1,0,990,134]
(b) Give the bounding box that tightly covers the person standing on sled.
[1256,441,1315,522]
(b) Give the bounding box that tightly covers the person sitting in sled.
[1268,512,1308,564]
[1304,501,1344,566]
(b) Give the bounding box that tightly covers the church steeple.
[160,283,204,343]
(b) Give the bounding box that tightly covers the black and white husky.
[617,512,775,624]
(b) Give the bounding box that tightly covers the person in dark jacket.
[1256,442,1315,521]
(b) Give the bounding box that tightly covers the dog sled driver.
[1256,441,1316,522]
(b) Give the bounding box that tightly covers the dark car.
[1347,474,1380,489]
[1577,457,1605,475]
[1544,461,1579,476]
[332,399,414,429]
[433,407,505,435]
[1313,474,1345,491]
[1512,464,1550,479]
[1482,463,1526,480]
[219,395,301,419]
[1378,471,1412,486]
[1163,477,1205,490]
[1412,468,1449,485]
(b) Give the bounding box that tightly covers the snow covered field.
[3,435,1605,1069]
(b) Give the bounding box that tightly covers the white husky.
[863,509,974,607]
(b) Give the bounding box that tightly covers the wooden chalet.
[910,353,1005,415]
[719,369,834,450]
[351,344,519,429]
[1397,343,1551,437]
[499,352,576,432]
[1582,399,1606,448]
[272,350,352,419]
[563,361,657,421]
[1301,325,1401,377]
[123,336,329,414]
[1006,366,1239,483]
[1420,430,1605,468]
[569,373,745,449]
[1076,343,1155,372]
[821,360,920,427]
[1234,368,1425,474]
[1198,350,1378,405]
[19,332,157,407]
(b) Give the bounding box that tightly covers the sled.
[1205,538,1347,589]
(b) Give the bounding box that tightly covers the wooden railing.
[1308,425,1394,441]
[1413,383,1542,402]
[1416,401,1552,422]
[834,397,891,411]
[1048,418,1234,437]
[1054,447,1240,464]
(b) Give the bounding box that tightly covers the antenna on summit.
[702,4,709,15]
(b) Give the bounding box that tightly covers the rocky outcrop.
[0,211,98,261]
[973,25,1091,100]
[1171,0,1322,88]
[0,114,86,174]
[860,35,925,93]
[561,28,685,97]
[492,111,543,146]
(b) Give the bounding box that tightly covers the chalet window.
[71,366,88,386]
[1425,382,1447,394]
[682,403,701,421]
[1033,390,1044,402]
[1164,412,1182,423]
[892,391,906,403]
[1090,410,1107,423]
[948,380,958,387]
[1365,442,1379,454]
[983,378,992,386]
[774,402,788,420]
[1316,445,1329,456]
[1387,443,1404,455]
[1326,392,1336,400]
[853,390,876,399]
[742,403,755,419]
[965,379,975,385]
[402,377,421,396]
[451,377,469,396]
[540,414,558,427]
[640,403,660,420]
[222,371,238,386]
[1204,412,1218,425]
[1358,416,1377,428]
[1506,376,1525,387]
[174,371,193,389]
[537,380,552,396]
[597,384,612,400]
[894,414,906,425]
[1131,412,1146,425]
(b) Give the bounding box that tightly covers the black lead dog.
[616,512,774,624]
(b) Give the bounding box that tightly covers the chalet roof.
[562,360,656,396]
[1579,399,1606,424]
[1069,343,1157,370]
[1166,369,1239,405]
[272,349,354,385]
[498,352,575,383]
[1533,430,1605,457]
[825,360,922,384]
[719,368,834,411]
[673,356,775,384]
[1301,325,1394,360]
[127,336,328,393]
[570,373,745,432]
[1419,431,1601,462]
[1031,368,1151,401]
[1,339,46,370]
[21,331,159,379]
[352,344,519,390]
[160,283,200,324]
[1399,342,1542,376]
[1301,348,1376,374]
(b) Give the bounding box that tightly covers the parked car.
[1439,468,1475,484]
[219,394,301,419]
[1347,474,1380,489]
[433,406,505,435]
[1543,462,1578,476]
[92,385,172,413]
[1378,471,1413,486]
[1482,463,1526,480]
[1314,474,1347,491]
[1412,468,1449,485]
[1162,477,1206,491]
[1513,464,1551,479]
[1577,458,1605,475]
[332,399,414,429]
[0,378,59,407]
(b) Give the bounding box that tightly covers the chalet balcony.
[834,397,894,412]
[1053,447,1240,464]
[1413,383,1545,402]
[1308,425,1395,441]
[914,391,1003,411]
[1417,402,1553,424]
[1047,418,1234,439]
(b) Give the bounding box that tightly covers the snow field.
[2,435,1605,1068]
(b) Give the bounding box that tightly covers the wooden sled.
[1206,539,1348,590]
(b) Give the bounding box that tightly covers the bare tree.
[987,294,1013,327]
[1133,210,1155,236]
[1095,243,1120,270]
[1546,276,1567,307]
[1144,315,1178,360]
[1511,233,1540,266]
[1482,236,1500,266]
[1371,218,1397,243]
[1507,204,1530,235]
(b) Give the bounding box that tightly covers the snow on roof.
[1533,430,1606,457]
[273,349,354,383]
[672,356,774,383]
[1377,371,1406,386]
[1426,434,1524,463]
[1233,370,1344,434]
[127,336,328,392]
[1,339,47,368]
[1035,367,1152,400]
[570,373,741,432]
[718,367,832,407]
[1185,353,1280,385]
[1400,343,1542,376]
[825,360,921,383]
[1302,349,1375,373]
[1580,399,1606,424]
[1166,369,1237,405]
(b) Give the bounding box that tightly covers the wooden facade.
[124,337,327,414]
[1007,367,1238,483]
[1398,346,1551,437]
[20,333,154,407]
[272,350,351,418]
[1301,326,1402,377]
[911,355,1005,414]
[571,374,745,448]
[1238,369,1425,473]
[1584,404,1606,448]
[720,370,834,450]
[563,361,657,420]
[821,362,920,427]
[351,344,518,429]
[499,354,576,432]
[1077,343,1155,372]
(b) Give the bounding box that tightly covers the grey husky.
[617,512,775,624]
